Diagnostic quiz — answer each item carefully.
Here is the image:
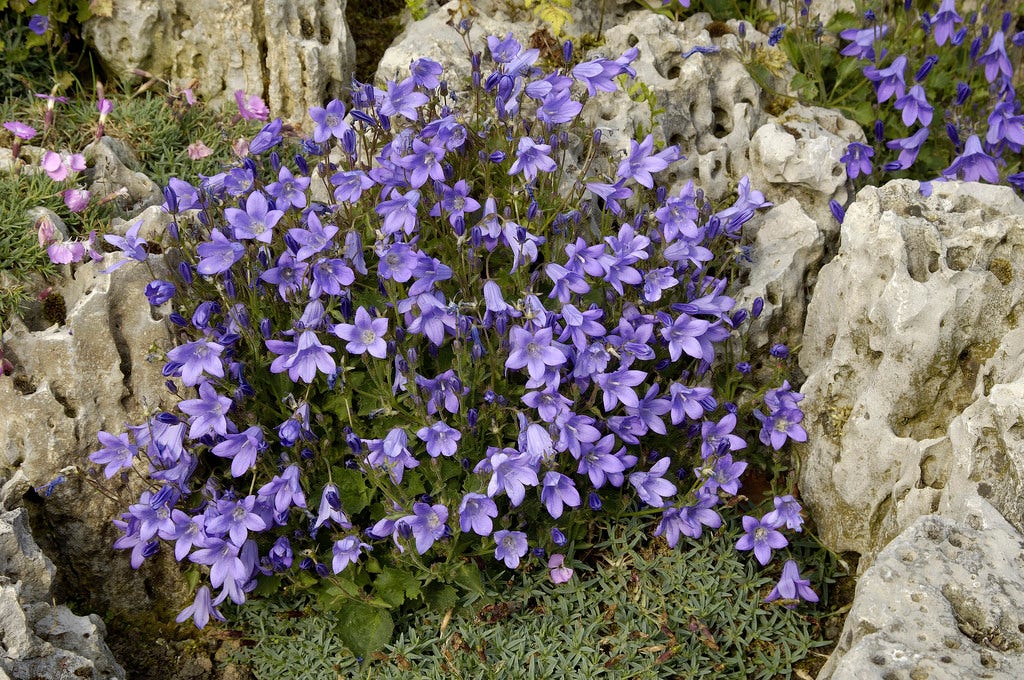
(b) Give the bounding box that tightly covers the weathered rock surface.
[84,0,356,122]
[798,180,1024,564]
[737,198,824,352]
[0,255,186,619]
[819,495,1024,680]
[0,507,125,679]
[84,137,163,212]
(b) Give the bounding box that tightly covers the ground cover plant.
[16,0,1024,675]
[75,12,832,675]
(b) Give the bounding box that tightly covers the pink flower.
[187,140,213,160]
[234,90,269,121]
[63,188,91,213]
[47,241,85,264]
[232,138,250,158]
[41,151,86,182]
[548,553,573,583]
[3,121,36,140]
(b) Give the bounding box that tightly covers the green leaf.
[252,575,282,597]
[335,602,393,658]
[374,567,421,607]
[316,578,361,609]
[331,466,370,514]
[424,582,458,612]
[453,562,485,596]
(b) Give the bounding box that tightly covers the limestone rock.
[798,180,1024,564]
[0,508,125,679]
[0,256,186,617]
[83,137,163,212]
[737,198,824,352]
[819,495,1024,680]
[84,0,356,123]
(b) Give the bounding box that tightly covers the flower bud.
[562,40,573,64]
[588,492,602,511]
[178,261,194,285]
[551,527,566,546]
[752,297,764,318]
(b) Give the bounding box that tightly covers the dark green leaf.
[374,567,421,607]
[335,601,394,658]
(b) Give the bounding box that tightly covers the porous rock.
[84,0,356,123]
[0,255,187,619]
[736,198,824,352]
[0,508,125,679]
[819,495,1024,680]
[84,137,163,212]
[798,180,1024,564]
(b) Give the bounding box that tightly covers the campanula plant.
[89,25,815,640]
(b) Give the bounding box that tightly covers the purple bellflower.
[493,530,528,568]
[765,560,819,608]
[736,515,788,565]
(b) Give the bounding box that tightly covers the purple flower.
[90,431,138,478]
[266,330,336,384]
[932,0,962,46]
[484,449,539,506]
[537,89,583,125]
[572,55,633,96]
[266,166,310,211]
[841,141,874,180]
[260,252,308,300]
[176,586,224,629]
[493,530,528,568]
[628,457,677,507]
[763,495,804,532]
[987,102,1024,148]
[736,515,788,565]
[765,560,818,608]
[257,465,307,514]
[586,180,633,216]
[3,121,36,140]
[332,536,370,573]
[540,471,581,519]
[884,127,930,170]
[505,326,565,380]
[458,492,498,536]
[331,170,375,203]
[400,137,447,188]
[206,496,267,546]
[309,99,349,143]
[700,413,746,459]
[977,30,1012,83]
[840,25,887,61]
[313,483,351,531]
[197,230,245,276]
[235,91,269,121]
[616,134,681,188]
[431,179,481,228]
[113,517,159,568]
[211,425,265,477]
[332,306,388,359]
[508,137,556,182]
[894,84,933,127]
[576,435,626,488]
[226,191,283,243]
[166,339,225,387]
[661,313,711,363]
[702,453,747,496]
[189,537,249,588]
[28,14,49,35]
[101,220,148,273]
[249,119,283,154]
[410,58,443,89]
[376,189,420,236]
[380,77,429,121]
[416,420,461,457]
[942,135,999,183]
[403,502,448,554]
[594,368,647,411]
[863,54,908,103]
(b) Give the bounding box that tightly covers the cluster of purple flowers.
[92,32,815,628]
[836,1,1024,194]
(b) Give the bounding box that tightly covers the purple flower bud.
[829,199,846,224]
[259,318,272,339]
[1002,12,1012,32]
[738,22,746,38]
[531,547,546,558]
[270,151,281,172]
[164,380,177,395]
[192,301,219,329]
[873,119,885,143]
[162,361,182,376]
[731,309,748,327]
[736,362,752,374]
[341,128,357,156]
[169,312,189,327]
[294,154,309,176]
[563,40,573,63]
[168,221,179,241]
[315,562,329,577]
[163,185,178,212]
[770,343,790,359]
[1012,31,1024,48]
[223,275,236,299]
[350,110,375,126]
[488,150,506,163]
[724,402,738,415]
[178,261,193,285]
[588,492,602,511]
[946,122,961,149]
[955,82,971,105]
[592,129,601,145]
[467,408,479,429]
[145,280,176,306]
[551,527,567,546]
[914,55,938,82]
[969,36,982,60]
